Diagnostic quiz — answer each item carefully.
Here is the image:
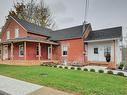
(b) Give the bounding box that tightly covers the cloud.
[58,17,75,23]
[48,1,66,15]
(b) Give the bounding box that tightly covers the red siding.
[1,20,27,41]
[7,42,49,60]
[58,38,85,63]
[27,33,48,40]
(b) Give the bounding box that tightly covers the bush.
[90,69,95,72]
[118,63,124,70]
[107,70,113,74]
[83,68,88,71]
[71,67,75,70]
[98,70,104,73]
[77,67,81,70]
[64,66,68,69]
[117,72,124,76]
[59,66,63,68]
[54,65,57,68]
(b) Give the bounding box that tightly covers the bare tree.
[8,0,55,29]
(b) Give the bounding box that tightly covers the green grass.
[0,64,127,95]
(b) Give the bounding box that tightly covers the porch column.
[50,44,53,60]
[11,43,14,60]
[1,44,3,60]
[113,40,116,65]
[38,43,41,60]
[24,42,26,60]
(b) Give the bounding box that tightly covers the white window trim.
[7,31,10,40]
[15,28,19,38]
[36,45,41,57]
[19,44,24,57]
[62,45,68,56]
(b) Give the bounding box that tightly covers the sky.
[0,0,127,35]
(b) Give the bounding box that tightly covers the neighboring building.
[0,16,122,68]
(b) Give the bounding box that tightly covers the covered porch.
[0,37,59,65]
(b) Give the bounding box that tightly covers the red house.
[0,16,122,67]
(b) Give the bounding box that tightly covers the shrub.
[59,66,63,68]
[77,67,81,70]
[71,67,75,70]
[107,70,113,74]
[98,70,104,73]
[90,69,95,72]
[83,68,88,71]
[45,64,48,66]
[117,72,124,76]
[64,66,68,69]
[40,64,45,66]
[54,65,57,68]
[118,63,124,70]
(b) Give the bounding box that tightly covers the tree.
[8,0,55,28]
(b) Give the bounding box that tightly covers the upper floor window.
[6,31,10,40]
[62,45,68,56]
[15,28,19,38]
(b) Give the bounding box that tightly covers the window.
[62,45,68,56]
[7,31,10,40]
[104,46,111,56]
[94,48,98,54]
[15,28,19,38]
[19,44,24,56]
[36,45,39,55]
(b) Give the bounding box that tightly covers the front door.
[3,45,8,60]
[48,47,51,59]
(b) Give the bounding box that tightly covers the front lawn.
[0,64,127,95]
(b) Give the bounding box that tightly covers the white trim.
[15,28,19,38]
[61,45,68,57]
[48,47,51,59]
[36,44,41,56]
[10,16,27,32]
[19,44,24,57]
[6,31,10,40]
[85,38,120,43]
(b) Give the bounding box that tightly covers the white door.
[3,45,8,60]
[48,47,51,59]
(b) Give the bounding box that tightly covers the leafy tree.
[8,0,55,28]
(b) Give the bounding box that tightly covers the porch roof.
[1,36,59,45]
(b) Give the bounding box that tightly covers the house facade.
[0,16,122,68]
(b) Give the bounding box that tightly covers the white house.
[85,27,122,67]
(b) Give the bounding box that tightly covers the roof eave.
[85,38,120,43]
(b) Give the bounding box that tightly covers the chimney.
[83,20,87,33]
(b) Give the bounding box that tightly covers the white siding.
[87,40,122,64]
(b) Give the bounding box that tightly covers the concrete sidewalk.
[0,75,74,95]
[0,75,42,95]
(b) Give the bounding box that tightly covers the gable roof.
[50,25,84,41]
[11,17,86,41]
[86,26,122,41]
[11,17,52,37]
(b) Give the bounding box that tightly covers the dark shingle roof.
[50,25,83,41]
[86,26,122,41]
[12,17,85,41]
[13,17,52,36]
[2,36,58,45]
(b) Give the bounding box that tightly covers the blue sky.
[0,0,127,32]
